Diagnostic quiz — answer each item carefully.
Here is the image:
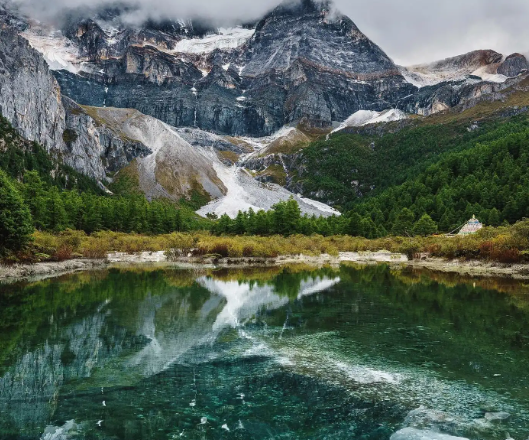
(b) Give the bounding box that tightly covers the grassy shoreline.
[2,219,529,266]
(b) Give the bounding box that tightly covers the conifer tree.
[0,170,34,255]
[413,214,438,237]
[46,187,69,232]
[392,208,415,236]
[22,170,47,229]
[347,213,363,236]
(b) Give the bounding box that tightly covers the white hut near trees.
[458,215,483,236]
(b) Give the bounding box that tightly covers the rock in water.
[484,412,511,422]
[391,428,469,440]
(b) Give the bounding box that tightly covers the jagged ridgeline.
[2,0,529,230]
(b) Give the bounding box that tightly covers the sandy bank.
[2,250,529,283]
[0,259,107,283]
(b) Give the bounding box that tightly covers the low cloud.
[9,0,279,26]
[8,0,529,65]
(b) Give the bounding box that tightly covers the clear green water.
[0,265,528,440]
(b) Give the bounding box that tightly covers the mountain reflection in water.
[0,265,527,440]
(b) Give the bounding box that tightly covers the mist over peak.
[3,0,529,66]
[6,0,285,27]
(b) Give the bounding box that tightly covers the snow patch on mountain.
[400,51,509,88]
[81,110,339,218]
[471,66,508,83]
[175,126,340,218]
[196,155,340,219]
[240,126,298,152]
[172,27,254,55]
[333,109,407,133]
[401,65,508,88]
[21,30,83,73]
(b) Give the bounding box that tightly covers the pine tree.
[0,170,34,255]
[347,213,363,236]
[22,170,47,229]
[413,214,438,237]
[392,208,415,236]
[46,187,69,232]
[255,210,270,235]
[214,214,232,235]
[233,211,246,235]
[284,199,301,235]
[359,217,377,239]
[488,208,501,227]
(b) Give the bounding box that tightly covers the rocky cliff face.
[18,0,415,137]
[237,0,414,128]
[81,106,228,201]
[63,97,152,178]
[498,53,529,77]
[5,0,529,214]
[0,14,158,182]
[8,0,529,140]
[0,26,66,156]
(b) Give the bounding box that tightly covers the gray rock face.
[239,0,414,128]
[42,0,416,136]
[0,26,66,156]
[424,50,503,74]
[63,97,152,178]
[175,127,249,156]
[399,77,518,117]
[0,18,155,182]
[13,0,528,139]
[498,53,529,77]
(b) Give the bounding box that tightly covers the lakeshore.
[3,249,529,283]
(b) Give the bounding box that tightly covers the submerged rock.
[42,420,79,440]
[484,412,511,422]
[391,428,469,440]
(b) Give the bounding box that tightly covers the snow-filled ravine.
[172,27,255,55]
[196,157,340,219]
[332,109,408,134]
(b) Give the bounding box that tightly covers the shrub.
[53,244,74,261]
[209,242,230,257]
[243,245,255,257]
[82,239,109,259]
[493,248,522,264]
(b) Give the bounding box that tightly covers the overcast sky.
[10,0,529,65]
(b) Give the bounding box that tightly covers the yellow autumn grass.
[29,220,529,264]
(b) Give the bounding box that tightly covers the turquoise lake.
[0,264,528,440]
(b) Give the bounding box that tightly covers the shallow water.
[0,264,528,440]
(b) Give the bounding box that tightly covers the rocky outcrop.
[20,0,413,136]
[498,53,529,77]
[238,0,415,129]
[398,74,527,117]
[81,106,227,201]
[9,0,529,140]
[0,26,66,156]
[63,98,152,177]
[0,18,158,182]
[400,50,504,87]
[176,127,251,157]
